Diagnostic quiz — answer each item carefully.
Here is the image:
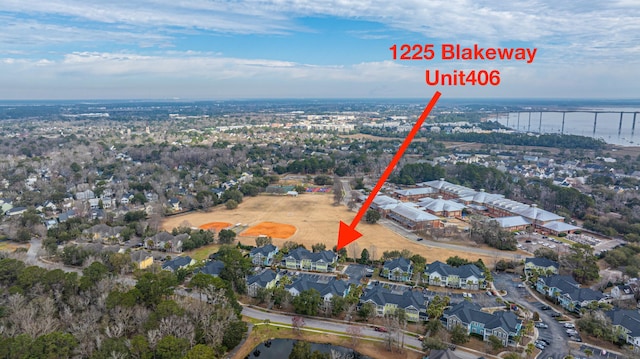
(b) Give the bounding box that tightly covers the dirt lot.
[241,221,297,239]
[198,221,232,231]
[163,194,515,263]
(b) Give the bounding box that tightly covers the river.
[491,106,640,146]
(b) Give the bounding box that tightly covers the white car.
[564,323,575,329]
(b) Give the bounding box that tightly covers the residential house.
[284,248,337,272]
[5,206,27,216]
[247,269,280,297]
[286,275,350,305]
[605,309,640,351]
[131,251,154,269]
[88,198,101,209]
[146,231,187,253]
[250,244,279,266]
[360,285,427,322]
[536,275,579,300]
[0,198,13,214]
[76,189,95,201]
[195,260,225,277]
[168,198,181,211]
[83,224,124,243]
[524,257,559,276]
[162,256,195,271]
[57,209,76,222]
[442,301,522,347]
[381,257,413,282]
[536,275,604,313]
[425,261,486,290]
[611,284,637,301]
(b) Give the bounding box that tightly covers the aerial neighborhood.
[1,101,640,359]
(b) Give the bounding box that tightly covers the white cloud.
[0,51,637,99]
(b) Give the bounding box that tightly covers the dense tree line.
[0,256,246,358]
[390,163,445,185]
[469,219,517,251]
[274,157,335,175]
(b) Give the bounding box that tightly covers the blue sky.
[0,0,638,99]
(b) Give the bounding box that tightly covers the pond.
[247,339,371,359]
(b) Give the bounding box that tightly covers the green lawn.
[186,243,222,261]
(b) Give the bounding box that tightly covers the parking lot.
[516,232,571,255]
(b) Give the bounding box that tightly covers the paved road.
[340,179,353,206]
[380,218,526,261]
[495,273,574,359]
[241,306,420,347]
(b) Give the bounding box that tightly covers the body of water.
[247,339,370,359]
[492,107,640,146]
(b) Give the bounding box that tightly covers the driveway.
[494,273,568,359]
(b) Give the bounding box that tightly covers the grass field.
[163,194,520,264]
[184,243,222,261]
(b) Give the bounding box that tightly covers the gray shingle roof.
[541,221,580,232]
[491,216,530,228]
[539,275,579,292]
[162,256,193,271]
[195,260,225,276]
[605,309,640,337]
[360,285,425,310]
[250,244,278,257]
[394,187,436,197]
[286,247,336,263]
[286,275,348,298]
[425,261,484,279]
[389,203,440,222]
[383,257,412,272]
[444,301,521,334]
[418,197,466,213]
[247,269,278,287]
[514,204,563,222]
[525,257,558,269]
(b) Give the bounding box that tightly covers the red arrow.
[336,91,442,250]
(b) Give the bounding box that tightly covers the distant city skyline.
[0,1,639,100]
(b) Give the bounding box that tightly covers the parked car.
[539,338,551,345]
[541,305,551,310]
[535,322,548,329]
[563,323,575,329]
[551,312,562,317]
[535,343,545,350]
[374,326,388,333]
[517,283,526,288]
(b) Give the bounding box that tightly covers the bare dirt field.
[241,221,297,239]
[198,221,232,231]
[162,194,516,263]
